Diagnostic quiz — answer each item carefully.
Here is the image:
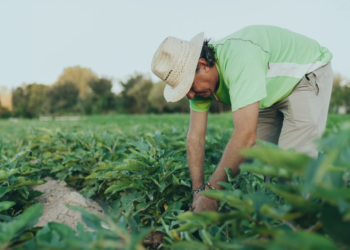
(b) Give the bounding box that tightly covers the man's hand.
[187,102,259,211]
[191,192,219,212]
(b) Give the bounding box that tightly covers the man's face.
[186,59,219,100]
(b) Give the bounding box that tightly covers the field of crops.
[1,113,350,250]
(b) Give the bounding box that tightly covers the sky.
[0,0,349,93]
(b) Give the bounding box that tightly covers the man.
[151,25,333,212]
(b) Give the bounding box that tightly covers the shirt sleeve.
[222,40,269,112]
[189,96,212,112]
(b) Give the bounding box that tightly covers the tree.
[80,78,117,115]
[126,78,153,114]
[55,66,98,98]
[88,78,113,96]
[119,73,144,113]
[330,74,350,113]
[0,104,11,118]
[118,73,155,113]
[11,83,48,118]
[148,81,190,113]
[0,87,12,112]
[27,84,48,117]
[147,81,167,112]
[46,82,80,114]
[12,86,28,117]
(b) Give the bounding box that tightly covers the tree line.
[329,74,350,114]
[0,67,349,119]
[0,66,230,118]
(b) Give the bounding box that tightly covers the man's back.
[190,25,333,112]
[215,25,332,68]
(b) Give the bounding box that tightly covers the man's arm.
[187,109,208,191]
[209,101,259,190]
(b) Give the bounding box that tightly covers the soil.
[31,177,165,249]
[143,231,166,249]
[32,177,104,230]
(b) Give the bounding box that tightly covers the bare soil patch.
[32,177,104,230]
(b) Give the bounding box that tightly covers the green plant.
[0,113,349,249]
[167,127,350,249]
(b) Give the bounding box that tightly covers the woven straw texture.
[151,32,204,102]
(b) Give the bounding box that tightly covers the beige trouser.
[257,62,333,158]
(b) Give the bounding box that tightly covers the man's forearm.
[187,137,205,191]
[209,131,255,190]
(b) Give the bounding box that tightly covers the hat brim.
[164,32,205,102]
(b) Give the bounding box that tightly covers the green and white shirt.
[190,25,333,112]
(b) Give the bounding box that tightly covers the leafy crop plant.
[0,114,349,249]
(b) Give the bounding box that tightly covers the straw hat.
[151,32,204,102]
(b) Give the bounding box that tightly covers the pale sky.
[0,0,349,93]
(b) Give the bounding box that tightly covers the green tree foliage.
[80,78,118,115]
[46,81,80,114]
[9,70,240,118]
[0,105,11,118]
[89,78,112,95]
[11,83,48,118]
[12,87,27,117]
[147,81,168,113]
[118,73,154,113]
[27,84,48,117]
[126,78,153,114]
[330,74,350,113]
[148,81,189,113]
[119,73,149,113]
[55,66,98,98]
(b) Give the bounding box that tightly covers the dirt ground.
[32,177,104,230]
[32,177,165,248]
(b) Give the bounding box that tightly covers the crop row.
[0,115,350,249]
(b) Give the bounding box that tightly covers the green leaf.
[224,167,235,183]
[305,151,339,190]
[268,231,339,250]
[0,203,43,244]
[168,241,211,250]
[0,169,18,182]
[36,127,58,137]
[17,186,30,200]
[172,175,180,185]
[203,190,254,214]
[0,187,12,198]
[177,211,249,227]
[311,186,350,205]
[115,163,142,172]
[320,203,350,245]
[240,162,293,179]
[260,204,303,221]
[244,192,274,217]
[266,184,319,211]
[242,142,312,171]
[217,182,234,191]
[67,205,103,231]
[104,180,132,194]
[0,201,16,212]
[120,192,146,213]
[13,177,45,188]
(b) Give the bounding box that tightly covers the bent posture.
[151,25,333,212]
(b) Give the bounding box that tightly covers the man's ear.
[197,58,208,72]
